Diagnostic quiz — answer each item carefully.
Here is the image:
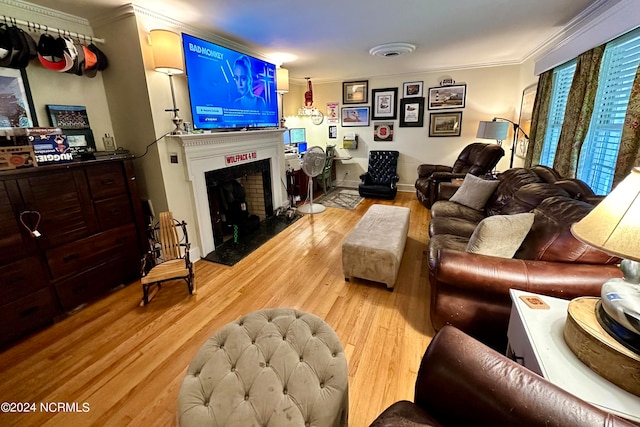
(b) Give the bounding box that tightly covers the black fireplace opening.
[205,159,274,246]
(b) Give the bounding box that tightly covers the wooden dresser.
[0,156,147,347]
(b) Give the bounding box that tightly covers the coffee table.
[507,289,640,423]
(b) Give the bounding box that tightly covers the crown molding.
[0,0,90,26]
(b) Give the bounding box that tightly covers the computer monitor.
[289,128,306,145]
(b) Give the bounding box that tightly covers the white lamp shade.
[276,68,290,93]
[476,121,509,140]
[150,29,184,75]
[571,167,640,262]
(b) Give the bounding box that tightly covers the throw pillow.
[466,212,535,258]
[449,174,499,211]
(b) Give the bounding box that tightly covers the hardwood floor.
[0,192,434,427]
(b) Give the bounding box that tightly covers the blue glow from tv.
[182,33,279,130]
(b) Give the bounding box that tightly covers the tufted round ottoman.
[177,308,349,427]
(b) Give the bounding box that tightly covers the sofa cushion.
[430,200,487,222]
[500,183,570,214]
[369,400,442,427]
[515,196,620,264]
[466,213,535,258]
[449,174,499,210]
[485,168,543,216]
[429,216,480,239]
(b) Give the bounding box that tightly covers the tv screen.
[182,33,279,130]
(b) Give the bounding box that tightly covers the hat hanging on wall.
[0,24,36,69]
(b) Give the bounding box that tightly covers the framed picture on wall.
[46,104,91,129]
[429,111,463,137]
[371,88,398,120]
[399,97,425,127]
[343,80,368,104]
[403,81,423,98]
[516,83,537,159]
[427,84,466,110]
[0,67,38,127]
[341,106,370,127]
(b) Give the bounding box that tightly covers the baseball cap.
[0,25,12,66]
[82,44,98,77]
[66,42,85,75]
[37,33,66,71]
[87,43,108,71]
[59,37,78,72]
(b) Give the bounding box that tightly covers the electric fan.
[297,146,326,214]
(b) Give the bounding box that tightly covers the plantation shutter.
[577,29,640,194]
[539,60,577,167]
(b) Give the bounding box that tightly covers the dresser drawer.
[54,249,140,311]
[95,196,134,231]
[46,224,139,280]
[0,256,49,304]
[86,163,127,200]
[0,288,58,347]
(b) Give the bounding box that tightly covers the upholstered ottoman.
[177,308,349,427]
[342,204,410,289]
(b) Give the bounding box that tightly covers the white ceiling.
[25,0,603,83]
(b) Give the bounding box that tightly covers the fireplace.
[205,159,273,246]
[166,130,287,259]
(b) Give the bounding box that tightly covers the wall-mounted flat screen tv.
[182,33,279,130]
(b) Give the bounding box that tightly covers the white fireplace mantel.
[165,129,287,258]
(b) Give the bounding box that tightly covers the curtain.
[552,45,605,177]
[613,64,640,186]
[525,71,553,168]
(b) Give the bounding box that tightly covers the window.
[539,60,576,167]
[577,29,640,194]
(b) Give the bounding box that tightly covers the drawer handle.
[63,254,80,262]
[102,179,114,185]
[109,208,122,215]
[20,306,39,317]
[73,285,88,294]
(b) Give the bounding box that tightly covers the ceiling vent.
[369,43,416,58]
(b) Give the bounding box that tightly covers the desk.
[507,289,640,422]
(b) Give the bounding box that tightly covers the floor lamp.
[150,29,185,134]
[492,117,529,168]
[276,67,290,128]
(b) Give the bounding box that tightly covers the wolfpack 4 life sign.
[225,150,257,166]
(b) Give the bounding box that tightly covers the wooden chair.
[315,145,335,194]
[140,212,195,305]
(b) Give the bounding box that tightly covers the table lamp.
[570,167,640,352]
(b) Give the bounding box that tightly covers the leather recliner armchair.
[359,150,400,200]
[415,142,505,208]
[369,325,635,427]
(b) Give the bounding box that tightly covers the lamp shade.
[150,29,184,75]
[476,121,509,140]
[276,68,289,93]
[571,167,640,262]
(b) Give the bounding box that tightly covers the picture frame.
[46,104,91,129]
[371,88,398,120]
[429,111,463,137]
[343,80,368,104]
[329,125,337,139]
[399,97,425,127]
[341,106,370,127]
[403,81,423,98]
[0,67,38,128]
[374,122,394,141]
[427,84,466,110]
[516,83,537,159]
[64,128,97,151]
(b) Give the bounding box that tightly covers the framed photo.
[341,106,370,127]
[46,105,91,129]
[399,97,425,127]
[329,125,337,139]
[374,122,394,141]
[428,84,466,110]
[371,88,398,120]
[403,81,423,98]
[64,128,97,151]
[516,83,537,159]
[343,80,368,104]
[429,111,463,137]
[0,67,38,128]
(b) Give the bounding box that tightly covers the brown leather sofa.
[428,166,621,350]
[415,142,505,208]
[369,325,636,427]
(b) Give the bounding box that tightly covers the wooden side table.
[507,289,640,423]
